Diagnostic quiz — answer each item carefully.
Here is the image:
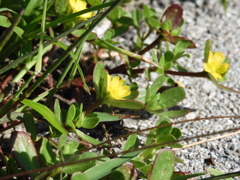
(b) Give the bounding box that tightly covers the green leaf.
[63,152,98,174]
[39,138,56,166]
[130,159,147,168]
[135,36,143,50]
[84,149,143,180]
[0,8,17,13]
[171,127,182,139]
[124,90,139,100]
[104,99,145,109]
[93,112,138,122]
[22,99,67,134]
[149,149,175,180]
[171,172,206,180]
[161,20,172,31]
[99,69,108,100]
[104,29,114,40]
[151,49,158,64]
[59,135,68,149]
[107,6,124,24]
[24,0,44,17]
[54,99,62,124]
[71,172,88,180]
[81,113,100,129]
[171,27,181,36]
[75,129,105,146]
[132,9,144,28]
[204,40,212,63]
[156,109,189,118]
[138,164,152,176]
[173,40,190,54]
[0,15,11,28]
[143,4,151,18]
[144,68,151,81]
[208,168,233,180]
[123,134,139,151]
[159,87,185,108]
[146,17,160,30]
[157,135,182,148]
[103,162,137,180]
[156,120,172,138]
[65,104,76,129]
[54,0,69,18]
[149,75,165,98]
[13,26,24,38]
[93,62,104,98]
[10,132,40,177]
[221,0,227,12]
[165,51,175,62]
[146,99,165,111]
[117,16,133,26]
[23,113,37,141]
[135,88,146,103]
[87,0,102,6]
[62,139,79,156]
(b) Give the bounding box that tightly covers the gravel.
[118,0,240,179]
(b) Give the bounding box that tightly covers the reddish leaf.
[161,4,183,28]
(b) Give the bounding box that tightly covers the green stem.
[83,99,103,116]
[35,0,48,74]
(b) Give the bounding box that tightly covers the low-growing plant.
[0,0,239,179]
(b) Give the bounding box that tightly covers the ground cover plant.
[0,0,239,179]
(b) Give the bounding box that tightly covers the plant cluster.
[0,0,238,179]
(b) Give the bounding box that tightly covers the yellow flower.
[204,51,229,80]
[106,75,131,100]
[68,0,93,21]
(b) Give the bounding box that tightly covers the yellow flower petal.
[105,75,131,100]
[214,52,225,63]
[218,63,229,74]
[211,72,223,80]
[68,0,93,20]
[204,51,229,80]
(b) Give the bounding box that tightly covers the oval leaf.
[159,87,185,108]
[10,131,40,177]
[149,149,175,180]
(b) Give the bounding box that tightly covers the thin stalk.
[35,0,48,74]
